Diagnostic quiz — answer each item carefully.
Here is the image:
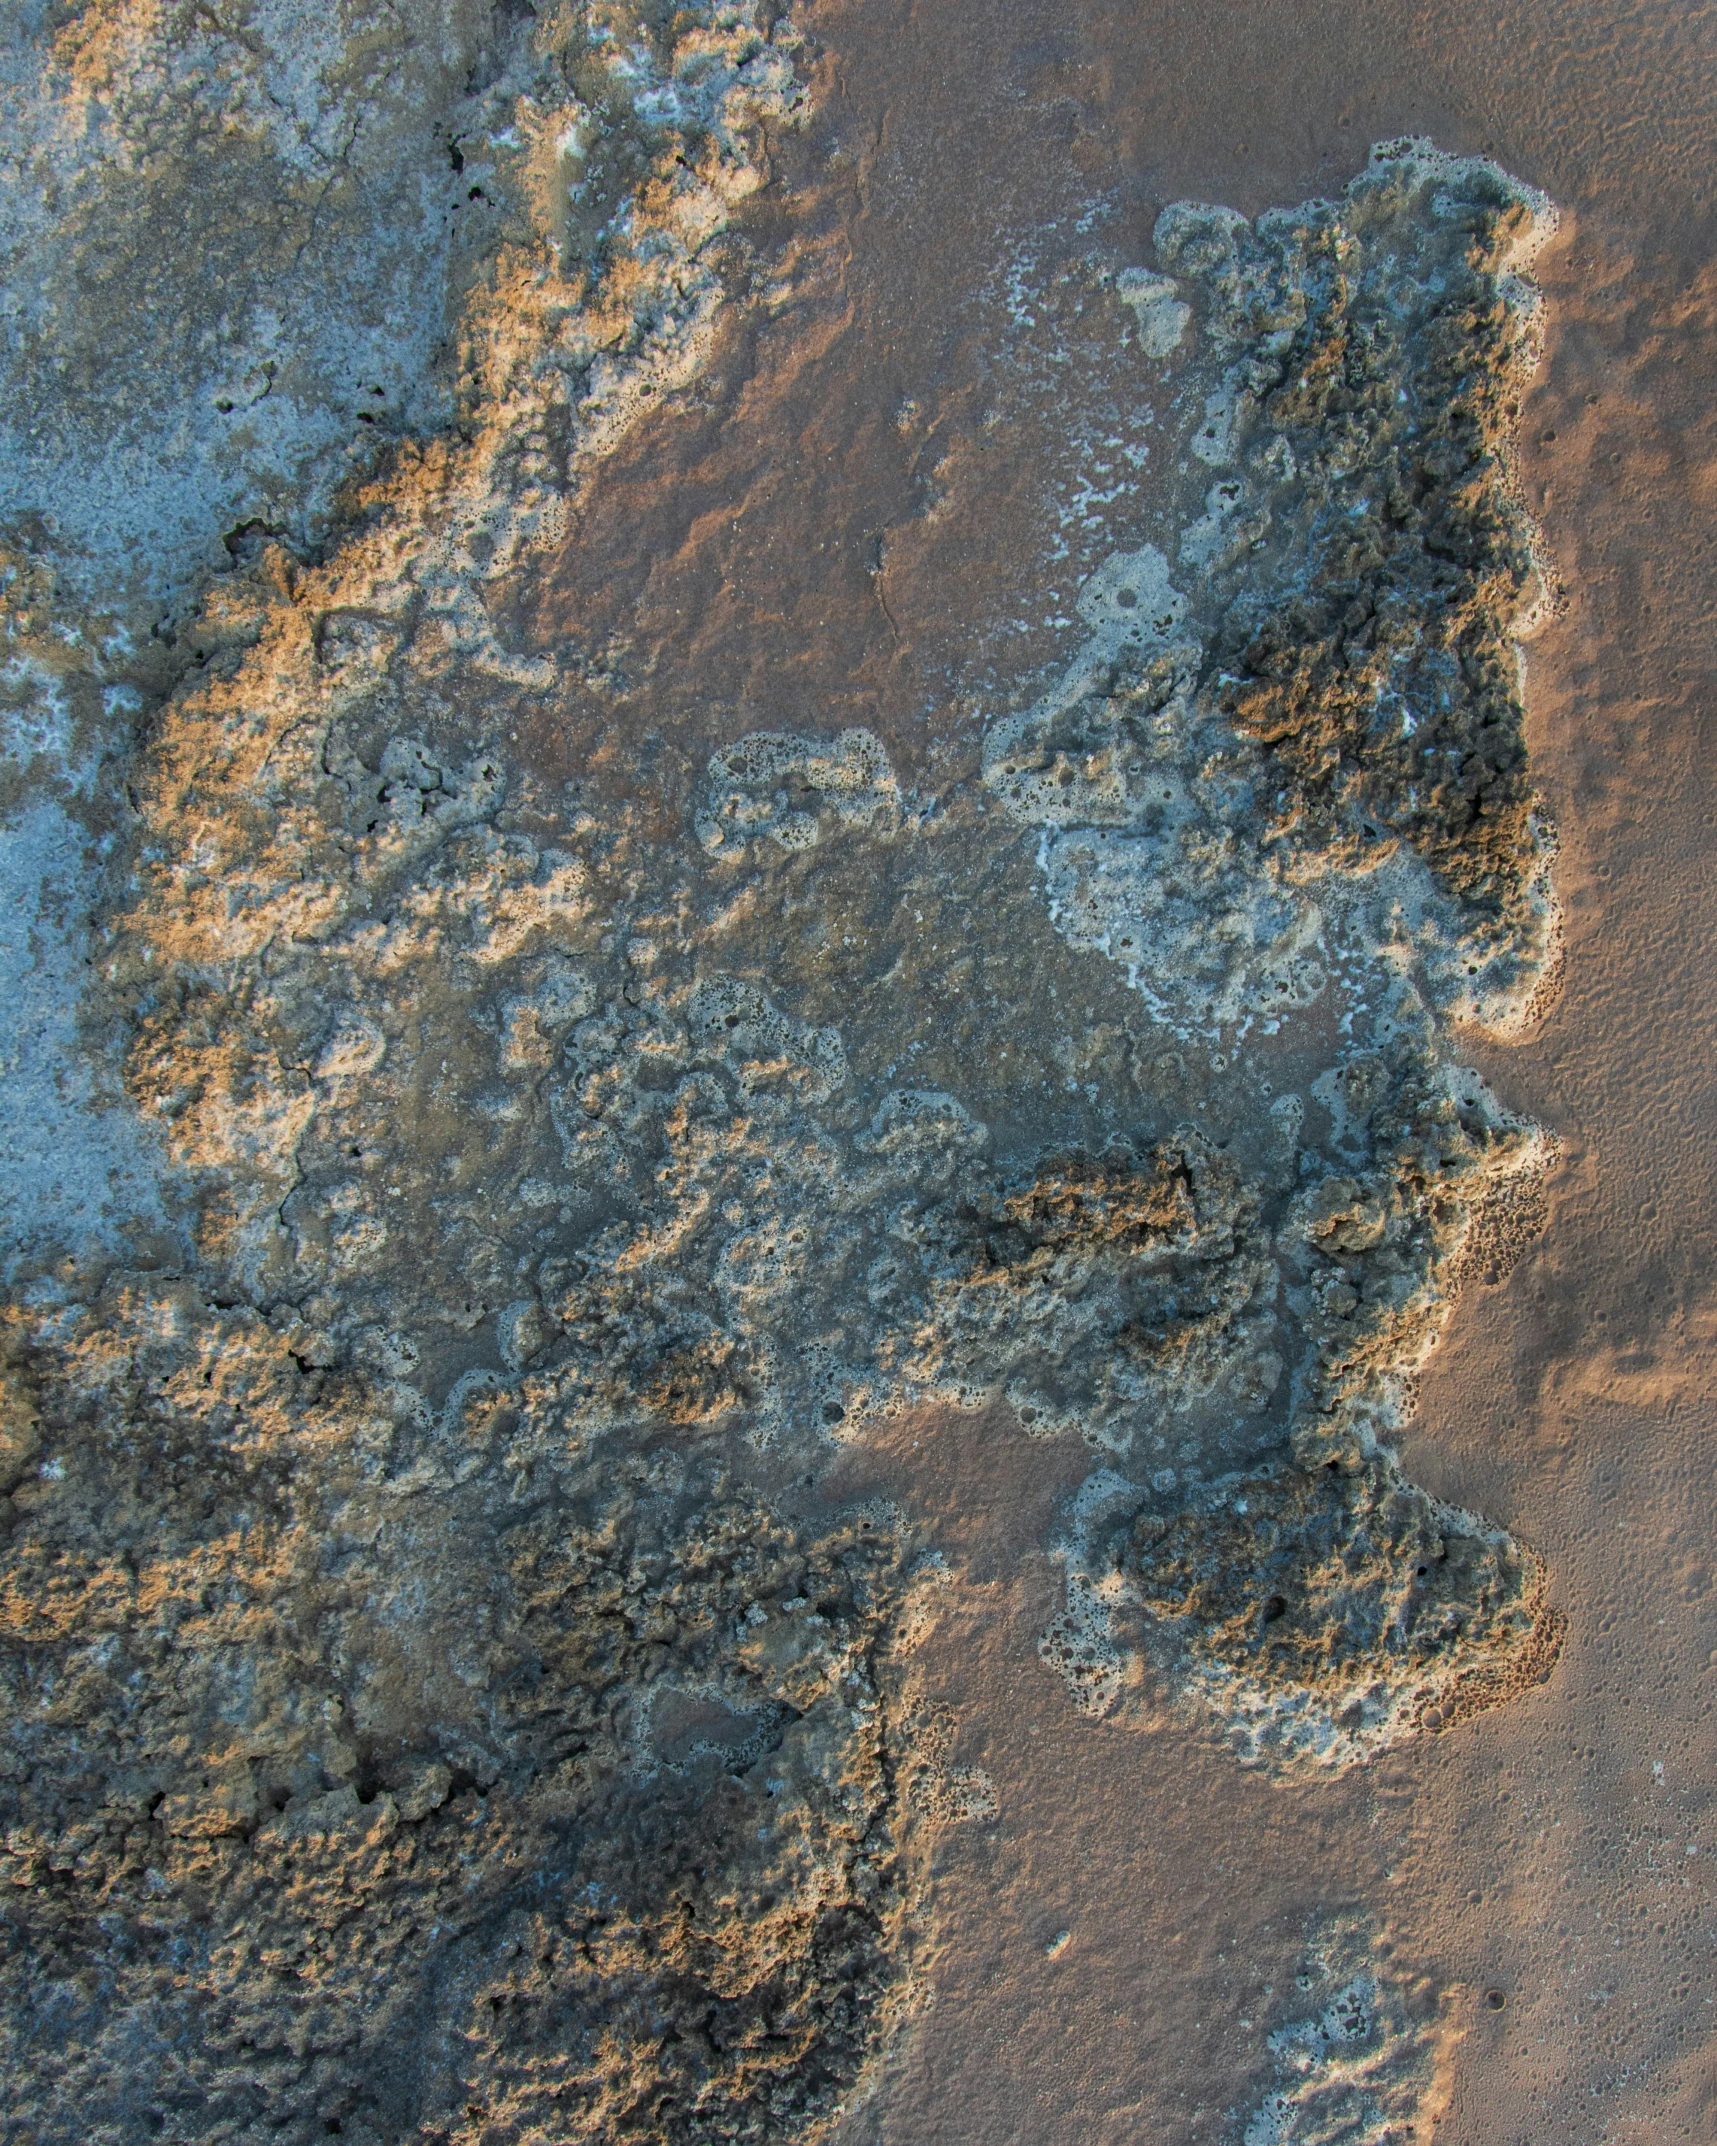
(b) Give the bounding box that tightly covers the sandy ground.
[749,4,1716,2138]
[3,2,1713,2139]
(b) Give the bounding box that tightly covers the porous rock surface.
[1239,1914,1456,2146]
[0,7,1565,2137]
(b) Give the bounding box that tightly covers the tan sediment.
[3,3,1712,2143]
